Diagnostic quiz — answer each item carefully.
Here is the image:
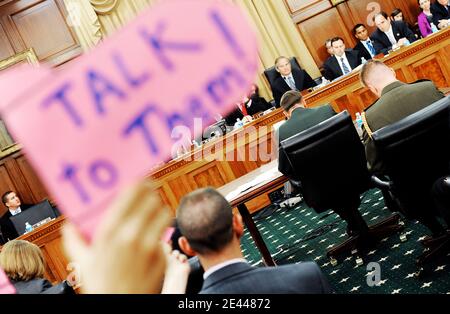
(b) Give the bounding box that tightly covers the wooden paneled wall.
[0,151,50,217]
[0,0,81,65]
[285,0,420,66]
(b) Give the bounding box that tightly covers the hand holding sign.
[0,0,259,240]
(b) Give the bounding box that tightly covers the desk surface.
[217,160,287,266]
[218,160,285,208]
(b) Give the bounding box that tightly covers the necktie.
[238,103,248,116]
[285,76,297,90]
[367,40,376,56]
[341,57,350,75]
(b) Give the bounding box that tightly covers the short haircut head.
[280,90,303,112]
[2,191,13,205]
[176,188,233,255]
[373,11,389,22]
[325,38,332,46]
[359,59,389,87]
[0,240,46,281]
[352,24,365,35]
[391,8,402,18]
[330,37,344,45]
[274,56,289,68]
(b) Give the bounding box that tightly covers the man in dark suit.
[277,90,370,237]
[176,187,332,294]
[0,191,33,243]
[271,56,317,107]
[323,37,362,81]
[431,0,450,29]
[360,59,447,237]
[245,84,273,116]
[371,12,417,55]
[353,24,377,61]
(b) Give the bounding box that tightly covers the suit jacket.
[323,50,362,81]
[354,40,374,61]
[11,278,53,294]
[224,107,244,126]
[371,21,417,55]
[271,68,317,107]
[278,105,336,180]
[431,2,450,27]
[362,80,445,175]
[200,261,332,294]
[246,94,273,116]
[0,204,33,244]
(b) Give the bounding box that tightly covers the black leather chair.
[263,57,320,91]
[264,57,301,87]
[371,96,450,267]
[279,111,404,265]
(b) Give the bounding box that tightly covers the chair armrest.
[371,175,392,190]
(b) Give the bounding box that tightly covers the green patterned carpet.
[240,189,450,294]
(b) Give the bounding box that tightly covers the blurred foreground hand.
[62,181,171,294]
[161,243,191,294]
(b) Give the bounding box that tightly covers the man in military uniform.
[360,59,446,236]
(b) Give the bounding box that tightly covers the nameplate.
[0,0,258,240]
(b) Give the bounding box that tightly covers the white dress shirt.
[335,53,352,76]
[9,207,22,216]
[384,25,397,45]
[361,39,376,57]
[282,74,297,91]
[203,258,247,280]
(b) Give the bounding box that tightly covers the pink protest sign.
[0,64,48,104]
[0,0,258,240]
[0,268,16,294]
[162,227,176,243]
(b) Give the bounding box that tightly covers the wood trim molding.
[0,0,15,8]
[19,216,66,242]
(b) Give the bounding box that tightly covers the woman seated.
[0,239,72,294]
[417,0,435,37]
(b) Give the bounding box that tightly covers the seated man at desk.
[431,0,450,29]
[360,59,447,237]
[371,12,417,55]
[323,37,362,81]
[224,84,273,126]
[271,56,317,107]
[353,24,377,61]
[277,91,369,236]
[244,84,273,116]
[0,191,33,243]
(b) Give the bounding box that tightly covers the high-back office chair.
[263,57,322,92]
[264,57,301,87]
[279,111,405,265]
[371,96,450,267]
